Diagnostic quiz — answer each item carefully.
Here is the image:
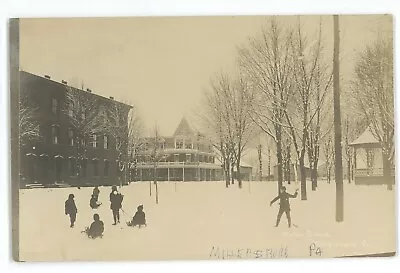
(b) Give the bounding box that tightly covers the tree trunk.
[347,159,351,184]
[311,159,318,191]
[225,159,230,187]
[382,152,393,191]
[155,181,159,204]
[299,154,307,200]
[311,168,317,191]
[236,160,242,188]
[276,140,283,194]
[154,165,159,203]
[268,148,271,180]
[231,163,235,185]
[326,168,330,183]
[134,158,138,182]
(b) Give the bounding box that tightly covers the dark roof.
[20,70,132,109]
[173,117,194,136]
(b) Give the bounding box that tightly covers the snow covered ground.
[18,180,396,261]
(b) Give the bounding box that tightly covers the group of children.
[64,185,147,239]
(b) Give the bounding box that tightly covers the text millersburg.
[209,246,289,259]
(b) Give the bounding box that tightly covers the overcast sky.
[20,15,392,137]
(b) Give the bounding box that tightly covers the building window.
[52,98,58,114]
[104,160,109,177]
[199,155,203,162]
[51,125,60,144]
[80,159,87,178]
[104,135,109,149]
[186,154,191,162]
[185,142,193,149]
[92,134,98,148]
[69,158,76,176]
[68,129,74,146]
[93,159,99,176]
[174,154,179,162]
[175,140,183,149]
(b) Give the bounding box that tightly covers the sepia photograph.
[9,14,396,262]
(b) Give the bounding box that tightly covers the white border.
[1,0,399,273]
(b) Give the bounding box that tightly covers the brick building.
[19,71,132,188]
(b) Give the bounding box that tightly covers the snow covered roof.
[349,127,380,147]
[240,161,253,168]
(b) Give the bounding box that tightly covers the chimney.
[109,96,114,100]
[44,75,51,79]
[62,80,67,84]
[86,88,92,93]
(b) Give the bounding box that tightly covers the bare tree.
[238,19,294,194]
[323,135,334,183]
[257,143,263,181]
[126,108,146,182]
[64,87,105,186]
[200,73,254,188]
[200,76,234,187]
[352,35,394,190]
[143,126,168,203]
[19,95,41,147]
[284,20,332,199]
[225,77,255,188]
[105,101,135,186]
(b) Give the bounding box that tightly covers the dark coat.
[270,191,298,210]
[88,220,104,238]
[90,197,101,209]
[110,193,123,210]
[65,199,77,215]
[131,210,146,226]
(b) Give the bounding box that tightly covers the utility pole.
[333,15,344,222]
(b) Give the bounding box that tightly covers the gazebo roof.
[349,127,380,147]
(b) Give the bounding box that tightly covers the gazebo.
[349,127,394,185]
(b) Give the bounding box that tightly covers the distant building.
[349,128,395,186]
[233,161,253,181]
[132,118,222,181]
[19,71,132,188]
[272,163,311,182]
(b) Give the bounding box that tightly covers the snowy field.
[19,181,396,261]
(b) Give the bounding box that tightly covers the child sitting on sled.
[84,213,104,239]
[90,194,102,209]
[127,204,147,228]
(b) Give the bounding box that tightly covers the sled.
[81,227,104,239]
[126,221,147,228]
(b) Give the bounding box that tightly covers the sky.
[20,15,392,138]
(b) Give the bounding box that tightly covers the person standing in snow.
[109,186,123,225]
[270,186,299,228]
[65,193,78,228]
